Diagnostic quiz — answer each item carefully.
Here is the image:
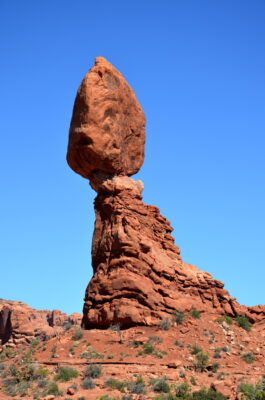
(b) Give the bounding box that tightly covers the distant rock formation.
[0,300,81,346]
[67,57,265,329]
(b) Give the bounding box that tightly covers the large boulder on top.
[67,57,145,179]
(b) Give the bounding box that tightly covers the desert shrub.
[154,395,176,400]
[3,378,18,396]
[84,364,102,378]
[175,340,184,347]
[217,315,233,325]
[79,345,104,359]
[77,397,86,400]
[30,338,40,351]
[149,335,163,344]
[154,350,167,358]
[72,327,84,340]
[159,318,171,330]
[82,377,95,389]
[45,381,62,395]
[63,321,73,330]
[190,307,201,319]
[236,315,251,331]
[213,348,222,359]
[37,378,48,388]
[193,351,209,372]
[151,377,170,393]
[0,347,17,360]
[174,382,190,396]
[105,378,127,392]
[51,344,57,358]
[241,352,255,364]
[34,366,49,379]
[238,377,265,399]
[130,340,142,348]
[190,376,197,386]
[55,366,78,382]
[191,345,202,355]
[127,379,146,394]
[211,362,220,372]
[143,341,154,354]
[190,387,227,399]
[122,395,133,400]
[173,310,185,325]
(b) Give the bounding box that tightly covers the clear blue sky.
[1,1,264,314]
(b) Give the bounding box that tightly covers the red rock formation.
[67,57,145,179]
[82,176,264,328]
[67,57,265,330]
[0,300,82,346]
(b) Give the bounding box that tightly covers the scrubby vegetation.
[54,366,78,382]
[236,315,251,331]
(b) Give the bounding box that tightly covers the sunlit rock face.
[67,58,265,329]
[67,57,146,179]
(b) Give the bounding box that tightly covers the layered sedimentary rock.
[81,175,264,328]
[67,57,265,329]
[0,300,82,346]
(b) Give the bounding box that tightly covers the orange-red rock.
[67,57,145,179]
[0,300,82,345]
[66,57,265,330]
[82,176,264,328]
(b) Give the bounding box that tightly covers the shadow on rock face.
[0,308,12,345]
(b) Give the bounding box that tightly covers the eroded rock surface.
[67,57,145,179]
[82,176,265,328]
[0,300,82,346]
[66,57,265,329]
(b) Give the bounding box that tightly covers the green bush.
[54,366,78,382]
[143,342,154,354]
[84,364,102,378]
[217,315,233,325]
[159,318,171,330]
[213,348,222,359]
[151,377,170,393]
[105,378,127,392]
[190,387,227,399]
[241,352,255,364]
[173,310,185,325]
[127,380,146,394]
[72,327,84,340]
[191,345,202,355]
[82,377,95,389]
[175,381,190,396]
[238,377,265,399]
[190,307,201,319]
[236,315,251,331]
[193,351,209,372]
[45,381,62,395]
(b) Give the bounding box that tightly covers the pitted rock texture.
[0,300,82,346]
[82,176,264,329]
[67,57,145,179]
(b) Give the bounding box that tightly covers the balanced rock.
[67,57,145,179]
[67,58,265,329]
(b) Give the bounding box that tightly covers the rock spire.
[67,58,264,329]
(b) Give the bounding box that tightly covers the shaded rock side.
[67,57,146,179]
[82,176,264,329]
